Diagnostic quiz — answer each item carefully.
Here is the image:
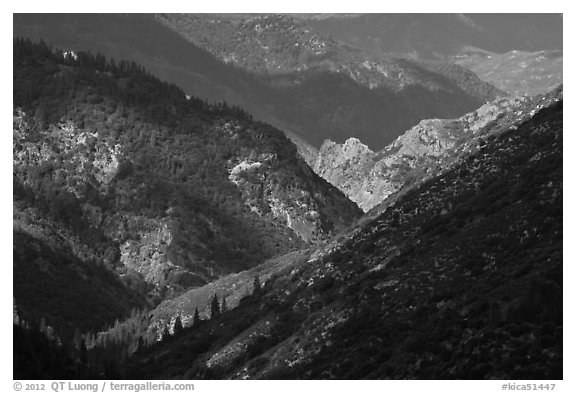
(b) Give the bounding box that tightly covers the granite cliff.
[314,86,562,212]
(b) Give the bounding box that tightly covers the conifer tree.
[173,315,183,335]
[73,327,82,351]
[39,317,47,335]
[162,325,170,341]
[136,336,144,353]
[193,308,201,326]
[210,294,220,319]
[221,296,228,313]
[79,338,87,366]
[253,276,262,296]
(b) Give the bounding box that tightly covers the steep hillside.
[13,227,144,335]
[14,322,82,380]
[150,250,313,332]
[13,39,361,336]
[314,87,562,212]
[122,99,562,380]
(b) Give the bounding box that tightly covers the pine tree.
[221,296,228,313]
[73,327,82,351]
[193,308,201,326]
[253,276,262,296]
[79,338,87,366]
[162,325,170,341]
[136,336,144,353]
[173,315,183,335]
[210,294,220,319]
[39,317,47,335]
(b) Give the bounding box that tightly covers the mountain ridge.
[303,14,562,58]
[12,14,563,380]
[314,86,562,212]
[301,13,562,96]
[120,99,563,379]
[12,39,361,340]
[156,13,504,97]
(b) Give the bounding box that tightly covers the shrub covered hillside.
[13,38,361,335]
[122,100,562,379]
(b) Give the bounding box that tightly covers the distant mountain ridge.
[153,13,503,150]
[17,12,500,162]
[313,86,563,212]
[300,13,563,96]
[452,49,563,96]
[156,13,503,96]
[302,14,562,58]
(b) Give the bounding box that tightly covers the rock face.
[314,86,563,212]
[218,118,362,243]
[313,138,378,210]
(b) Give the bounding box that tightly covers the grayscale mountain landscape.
[13,13,562,380]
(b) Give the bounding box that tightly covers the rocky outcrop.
[13,112,122,197]
[313,138,378,210]
[222,119,361,242]
[314,87,562,212]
